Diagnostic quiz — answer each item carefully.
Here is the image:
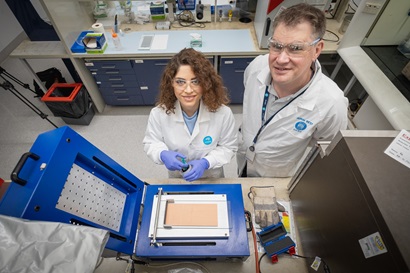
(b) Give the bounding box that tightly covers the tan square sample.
[165,203,218,226]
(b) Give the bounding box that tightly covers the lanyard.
[251,86,307,148]
[261,85,270,124]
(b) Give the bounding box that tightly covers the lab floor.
[0,101,242,182]
[0,57,244,273]
[0,95,243,273]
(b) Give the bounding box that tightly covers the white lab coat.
[237,54,348,177]
[143,100,238,178]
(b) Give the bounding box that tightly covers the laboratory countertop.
[338,46,410,130]
[10,19,342,59]
[94,177,309,273]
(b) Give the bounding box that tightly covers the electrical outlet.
[363,2,382,15]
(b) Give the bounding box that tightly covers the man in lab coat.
[237,3,348,177]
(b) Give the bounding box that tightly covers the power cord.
[173,11,206,28]
[287,252,332,273]
[258,252,267,273]
[178,10,195,22]
[323,29,340,43]
[244,209,260,273]
[257,250,332,273]
[116,253,147,273]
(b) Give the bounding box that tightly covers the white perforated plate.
[56,163,126,232]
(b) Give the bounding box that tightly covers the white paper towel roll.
[92,23,105,33]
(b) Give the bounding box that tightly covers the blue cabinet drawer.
[95,74,137,82]
[140,89,158,106]
[88,68,135,75]
[85,60,133,70]
[100,86,140,96]
[97,81,139,88]
[103,95,145,106]
[133,58,170,106]
[219,57,254,104]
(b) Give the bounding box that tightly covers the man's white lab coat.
[237,54,348,177]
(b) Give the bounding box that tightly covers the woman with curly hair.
[143,48,237,182]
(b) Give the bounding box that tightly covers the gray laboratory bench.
[93,177,310,273]
[0,177,308,273]
[362,46,410,102]
[9,20,342,113]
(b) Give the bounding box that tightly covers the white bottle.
[112,32,122,50]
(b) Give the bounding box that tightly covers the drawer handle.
[112,84,125,87]
[106,71,120,74]
[101,65,116,69]
[140,86,149,90]
[117,98,130,101]
[114,90,126,94]
[154,63,168,66]
[234,69,245,73]
[109,78,122,81]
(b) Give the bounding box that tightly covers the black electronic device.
[196,2,204,20]
[195,0,211,22]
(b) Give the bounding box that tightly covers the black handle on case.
[11,152,40,186]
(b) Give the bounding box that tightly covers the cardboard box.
[82,32,107,54]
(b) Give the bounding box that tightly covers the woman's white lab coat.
[143,100,238,178]
[237,54,348,177]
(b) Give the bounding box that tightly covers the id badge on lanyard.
[247,85,307,162]
[246,145,256,162]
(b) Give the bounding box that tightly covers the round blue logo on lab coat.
[203,136,212,145]
[294,121,307,131]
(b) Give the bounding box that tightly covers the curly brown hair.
[157,48,229,114]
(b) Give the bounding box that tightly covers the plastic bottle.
[111,32,122,50]
[180,158,192,175]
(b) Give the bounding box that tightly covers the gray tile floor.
[0,59,241,182]
[0,57,242,273]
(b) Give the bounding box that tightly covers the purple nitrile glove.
[183,158,209,182]
[160,150,188,171]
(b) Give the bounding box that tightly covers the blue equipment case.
[0,126,249,261]
[257,222,295,261]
